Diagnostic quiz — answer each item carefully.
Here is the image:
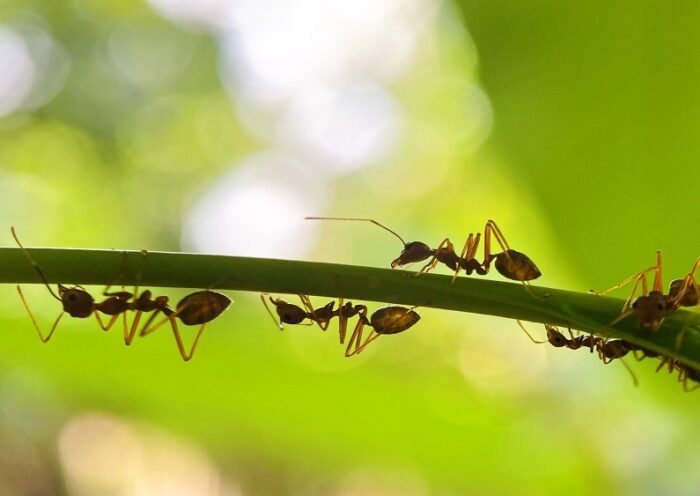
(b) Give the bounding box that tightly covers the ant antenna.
[516,320,547,344]
[11,227,60,301]
[305,217,407,246]
[260,295,284,330]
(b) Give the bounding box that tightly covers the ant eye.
[657,303,664,311]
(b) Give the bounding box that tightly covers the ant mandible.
[305,217,542,290]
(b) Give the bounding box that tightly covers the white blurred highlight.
[182,152,327,258]
[0,27,37,117]
[58,412,240,496]
[277,83,404,172]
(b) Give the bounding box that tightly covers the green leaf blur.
[0,1,698,495]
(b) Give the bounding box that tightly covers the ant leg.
[353,330,380,355]
[608,309,635,329]
[337,298,347,344]
[516,320,547,344]
[170,320,206,362]
[125,311,143,345]
[618,358,639,387]
[298,294,334,331]
[345,310,369,357]
[16,285,65,343]
[652,251,664,293]
[261,294,283,331]
[416,238,451,276]
[94,312,121,332]
[138,309,166,337]
[656,357,674,374]
[481,220,511,272]
[589,266,657,297]
[451,234,476,283]
[672,258,700,307]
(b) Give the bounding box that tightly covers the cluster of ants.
[9,217,700,392]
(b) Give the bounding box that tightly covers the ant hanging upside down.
[11,227,231,361]
[261,294,420,356]
[305,217,542,293]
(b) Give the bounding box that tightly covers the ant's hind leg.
[171,321,206,362]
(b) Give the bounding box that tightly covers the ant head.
[631,291,669,331]
[370,306,420,335]
[271,298,307,325]
[391,242,433,268]
[494,250,542,282]
[58,286,94,318]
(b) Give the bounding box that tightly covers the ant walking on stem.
[590,251,700,331]
[305,217,542,293]
[517,321,639,386]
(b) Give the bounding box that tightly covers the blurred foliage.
[0,0,699,495]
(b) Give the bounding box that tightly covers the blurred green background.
[0,1,699,495]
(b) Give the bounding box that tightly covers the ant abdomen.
[669,279,699,307]
[494,250,541,282]
[176,291,231,326]
[369,306,421,335]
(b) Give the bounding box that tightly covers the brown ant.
[262,295,420,357]
[261,295,337,331]
[305,217,542,291]
[344,305,421,357]
[12,227,137,342]
[517,321,638,385]
[137,290,232,361]
[590,252,700,331]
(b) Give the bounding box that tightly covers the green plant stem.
[1,247,699,369]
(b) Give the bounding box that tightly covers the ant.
[305,217,542,290]
[517,321,638,385]
[261,295,420,357]
[261,295,338,331]
[344,305,421,357]
[261,294,369,344]
[590,252,700,331]
[12,227,137,343]
[136,290,232,361]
